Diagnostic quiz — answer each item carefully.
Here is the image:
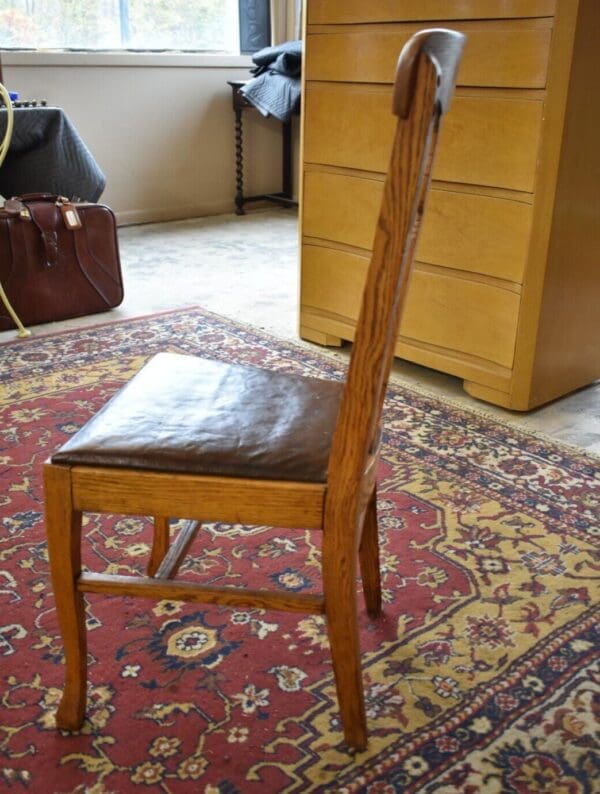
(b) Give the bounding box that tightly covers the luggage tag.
[57,198,83,230]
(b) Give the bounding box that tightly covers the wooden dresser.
[299,0,600,410]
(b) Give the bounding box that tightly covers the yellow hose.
[0,82,31,338]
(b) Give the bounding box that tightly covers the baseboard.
[114,200,235,227]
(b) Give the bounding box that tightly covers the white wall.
[3,52,285,225]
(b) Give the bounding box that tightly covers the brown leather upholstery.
[52,352,343,482]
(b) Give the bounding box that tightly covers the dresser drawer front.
[301,245,368,322]
[437,96,542,192]
[304,85,542,192]
[308,0,556,24]
[301,245,520,367]
[401,270,520,368]
[303,171,531,282]
[306,23,551,89]
[303,171,380,251]
[418,190,531,283]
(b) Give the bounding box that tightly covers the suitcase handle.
[4,194,66,213]
[18,192,63,202]
[4,195,82,230]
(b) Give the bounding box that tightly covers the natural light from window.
[0,0,240,53]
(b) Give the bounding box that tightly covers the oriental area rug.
[0,308,598,793]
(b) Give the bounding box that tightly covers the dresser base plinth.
[463,380,519,410]
[300,325,344,347]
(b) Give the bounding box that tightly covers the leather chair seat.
[52,352,343,483]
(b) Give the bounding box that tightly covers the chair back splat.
[329,29,465,505]
[43,29,465,752]
[322,29,465,748]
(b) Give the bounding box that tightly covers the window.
[0,0,269,53]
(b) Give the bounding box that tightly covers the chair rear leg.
[322,520,367,751]
[147,516,170,576]
[359,489,382,618]
[43,464,87,730]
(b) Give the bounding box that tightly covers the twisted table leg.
[234,107,245,215]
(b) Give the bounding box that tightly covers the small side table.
[227,80,298,215]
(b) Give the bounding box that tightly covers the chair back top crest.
[326,29,466,502]
[393,28,466,118]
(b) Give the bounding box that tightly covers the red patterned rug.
[1,308,598,793]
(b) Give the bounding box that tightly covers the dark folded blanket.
[241,40,302,123]
[0,107,105,201]
[251,40,302,77]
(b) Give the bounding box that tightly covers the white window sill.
[2,50,254,69]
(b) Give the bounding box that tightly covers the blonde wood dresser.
[299,0,600,410]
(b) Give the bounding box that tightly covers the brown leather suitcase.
[0,193,124,331]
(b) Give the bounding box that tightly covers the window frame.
[1,50,254,70]
[0,0,271,58]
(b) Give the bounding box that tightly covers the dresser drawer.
[302,245,367,322]
[308,0,556,24]
[303,171,380,251]
[401,269,520,368]
[304,84,543,192]
[303,171,532,282]
[306,21,551,89]
[418,190,531,283]
[301,245,520,368]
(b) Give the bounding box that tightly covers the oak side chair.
[44,29,465,751]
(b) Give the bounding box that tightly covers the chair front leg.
[359,488,382,618]
[147,516,170,576]
[43,464,87,730]
[322,514,367,751]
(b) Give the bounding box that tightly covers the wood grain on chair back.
[326,30,466,513]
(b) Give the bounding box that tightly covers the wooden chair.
[44,29,465,751]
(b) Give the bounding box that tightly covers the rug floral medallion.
[0,308,598,793]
